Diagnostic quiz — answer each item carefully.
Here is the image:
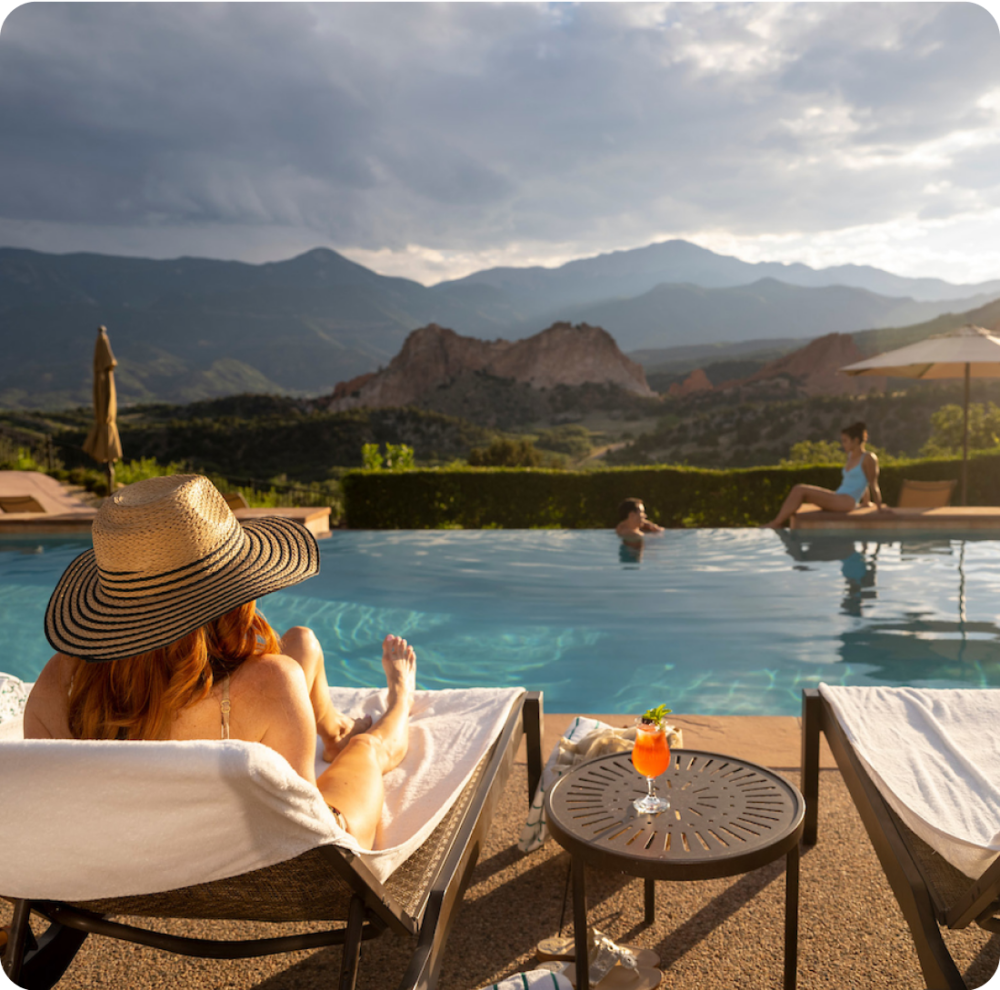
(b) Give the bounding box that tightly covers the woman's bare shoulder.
[233,652,308,696]
[226,653,312,729]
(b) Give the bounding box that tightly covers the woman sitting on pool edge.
[764,421,890,529]
[22,473,415,851]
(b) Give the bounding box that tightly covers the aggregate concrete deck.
[3,714,996,990]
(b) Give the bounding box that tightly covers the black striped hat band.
[44,474,320,662]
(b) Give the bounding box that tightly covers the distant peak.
[294,247,346,261]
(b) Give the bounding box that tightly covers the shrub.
[467,438,542,467]
[341,452,999,529]
[0,444,44,472]
[115,457,188,486]
[361,442,415,471]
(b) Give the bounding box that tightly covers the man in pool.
[615,497,664,546]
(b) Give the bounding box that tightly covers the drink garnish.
[641,703,672,725]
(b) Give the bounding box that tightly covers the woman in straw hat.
[22,474,416,850]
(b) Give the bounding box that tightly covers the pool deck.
[5,710,994,990]
[0,470,333,538]
[521,710,838,770]
[790,503,1000,531]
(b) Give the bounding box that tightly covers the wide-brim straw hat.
[45,474,320,662]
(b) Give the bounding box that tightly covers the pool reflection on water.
[1,529,998,714]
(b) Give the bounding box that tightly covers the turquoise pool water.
[2,529,999,715]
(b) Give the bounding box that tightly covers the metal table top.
[546,749,805,881]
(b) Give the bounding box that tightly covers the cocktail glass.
[632,718,671,814]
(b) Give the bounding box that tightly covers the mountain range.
[432,238,1000,320]
[1,241,998,409]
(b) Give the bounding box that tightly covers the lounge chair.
[897,479,957,509]
[1,686,544,990]
[0,495,46,513]
[802,686,1000,989]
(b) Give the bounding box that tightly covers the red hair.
[67,601,281,741]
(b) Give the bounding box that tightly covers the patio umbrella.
[81,324,123,494]
[840,324,1000,505]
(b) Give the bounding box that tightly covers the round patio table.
[545,749,805,990]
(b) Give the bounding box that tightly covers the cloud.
[0,2,997,283]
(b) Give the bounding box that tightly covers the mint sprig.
[641,703,672,724]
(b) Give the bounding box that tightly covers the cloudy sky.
[0,2,998,286]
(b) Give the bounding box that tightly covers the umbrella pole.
[961,363,970,506]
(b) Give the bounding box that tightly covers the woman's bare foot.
[382,634,416,709]
[366,634,416,771]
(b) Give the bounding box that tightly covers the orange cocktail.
[632,720,671,813]
[632,722,670,778]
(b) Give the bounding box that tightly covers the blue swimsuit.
[835,456,869,505]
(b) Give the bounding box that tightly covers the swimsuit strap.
[220,673,231,741]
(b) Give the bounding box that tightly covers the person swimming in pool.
[765,421,891,529]
[615,497,664,546]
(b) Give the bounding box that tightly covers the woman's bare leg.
[316,635,416,849]
[280,625,372,760]
[765,484,857,529]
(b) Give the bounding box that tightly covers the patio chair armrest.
[801,689,821,846]
[524,691,544,803]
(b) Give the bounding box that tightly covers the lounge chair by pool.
[897,479,957,509]
[0,684,544,990]
[802,686,1000,989]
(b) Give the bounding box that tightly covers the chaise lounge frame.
[3,691,544,990]
[801,688,1000,989]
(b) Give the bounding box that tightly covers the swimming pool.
[2,529,999,715]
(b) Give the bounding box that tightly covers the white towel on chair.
[0,681,521,900]
[819,684,1000,879]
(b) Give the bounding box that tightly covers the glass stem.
[646,777,656,799]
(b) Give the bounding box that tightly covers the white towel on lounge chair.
[0,680,521,901]
[819,684,1000,879]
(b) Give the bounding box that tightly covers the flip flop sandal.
[537,960,662,990]
[536,929,660,969]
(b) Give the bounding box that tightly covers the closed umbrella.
[840,324,1000,505]
[82,325,124,494]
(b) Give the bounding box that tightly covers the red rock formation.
[667,368,713,398]
[322,322,655,411]
[739,333,886,396]
[329,372,377,402]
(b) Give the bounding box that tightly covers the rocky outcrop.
[329,372,377,402]
[735,333,886,396]
[322,322,655,411]
[667,368,713,398]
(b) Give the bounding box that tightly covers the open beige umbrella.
[840,324,1000,505]
[81,324,124,493]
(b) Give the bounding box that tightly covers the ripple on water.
[3,529,1000,713]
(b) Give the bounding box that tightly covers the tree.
[361,442,415,470]
[780,440,843,465]
[467,438,542,467]
[921,402,1000,457]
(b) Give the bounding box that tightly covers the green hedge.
[342,451,1000,529]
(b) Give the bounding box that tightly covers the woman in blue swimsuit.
[765,421,889,529]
